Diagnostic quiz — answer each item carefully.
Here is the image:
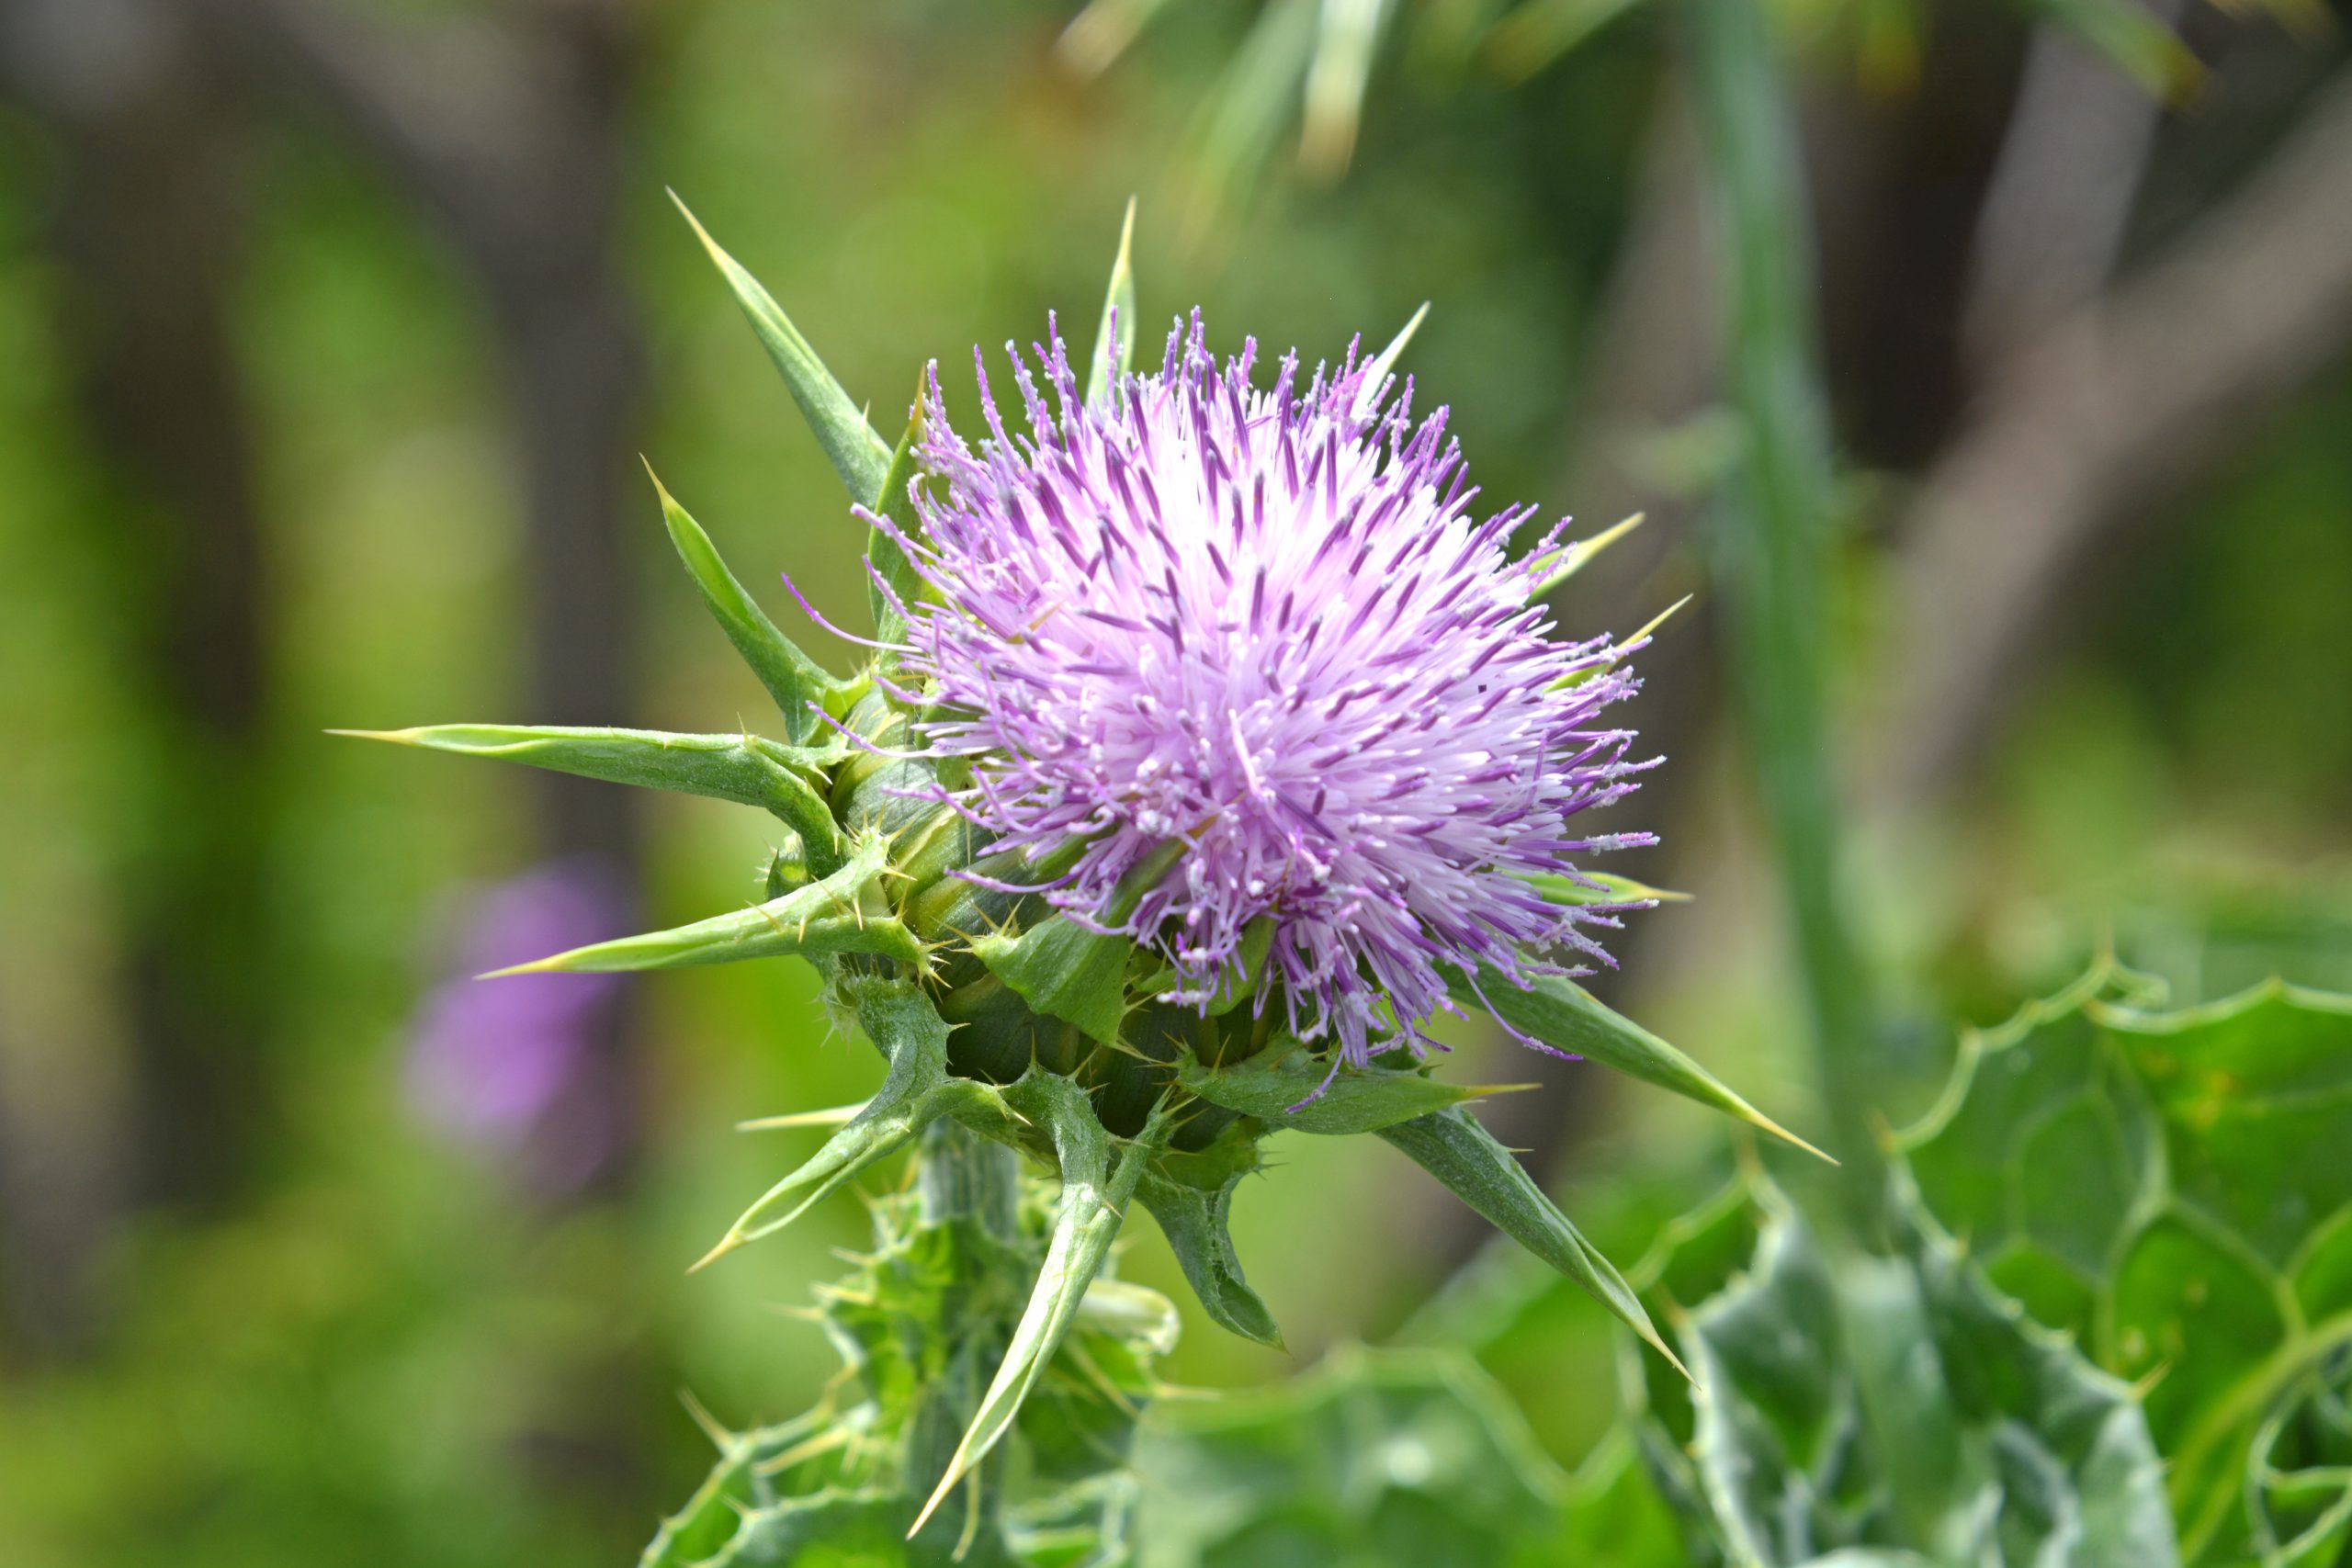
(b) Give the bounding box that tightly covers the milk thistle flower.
[873,315,1656,1073]
[345,200,1823,1560]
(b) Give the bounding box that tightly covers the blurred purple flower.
[405,859,628,1150]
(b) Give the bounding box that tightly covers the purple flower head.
[869,313,1656,1067]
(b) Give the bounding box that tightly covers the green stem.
[905,1120,1020,1548]
[1685,0,1880,1181]
[916,1116,1019,1237]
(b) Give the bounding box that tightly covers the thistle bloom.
[870,315,1655,1066]
[360,217,1817,1549]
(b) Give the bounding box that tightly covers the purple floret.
[865,313,1657,1066]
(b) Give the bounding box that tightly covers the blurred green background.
[2,1,2348,1563]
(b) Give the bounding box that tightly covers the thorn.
[639,453,681,511]
[752,1425,853,1479]
[322,727,419,744]
[477,955,564,979]
[677,1388,733,1451]
[737,1102,869,1132]
[1642,1324,1693,1384]
[910,1459,962,1539]
[687,1231,746,1275]
[1618,593,1694,654]
[1748,1108,1839,1168]
[1574,513,1646,564]
[1462,1081,1544,1100]
[670,188,729,266]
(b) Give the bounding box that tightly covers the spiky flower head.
[356,209,1821,1545]
[872,314,1655,1069]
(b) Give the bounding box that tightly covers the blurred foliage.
[1064,0,2246,224]
[1192,961,2352,1566]
[1134,1344,1570,1566]
[1598,1170,2174,1567]
[1901,965,2352,1565]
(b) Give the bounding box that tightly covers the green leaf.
[2240,1353,2352,1568]
[1085,197,1138,409]
[1299,0,1387,179]
[690,977,989,1270]
[671,194,892,506]
[486,831,918,976]
[1677,1188,1870,1564]
[969,913,1134,1050]
[638,1408,828,1568]
[1136,1125,1283,1348]
[911,1079,1174,1536]
[1548,1430,1690,1567]
[1897,967,2352,1564]
[1664,1173,2177,1568]
[1182,0,1320,230]
[1450,965,1829,1161]
[645,465,837,744]
[1378,1105,1686,1377]
[1182,1041,1525,1135]
[717,1492,917,1565]
[1135,1345,1567,1566]
[1057,0,1182,77]
[334,723,845,876]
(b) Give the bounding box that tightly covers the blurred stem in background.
[0,0,272,1352]
[1684,0,1882,1189]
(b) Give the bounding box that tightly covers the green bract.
[347,202,1816,1549]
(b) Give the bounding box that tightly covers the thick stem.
[905,1120,1021,1546]
[1686,0,1881,1182]
[915,1118,1020,1238]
